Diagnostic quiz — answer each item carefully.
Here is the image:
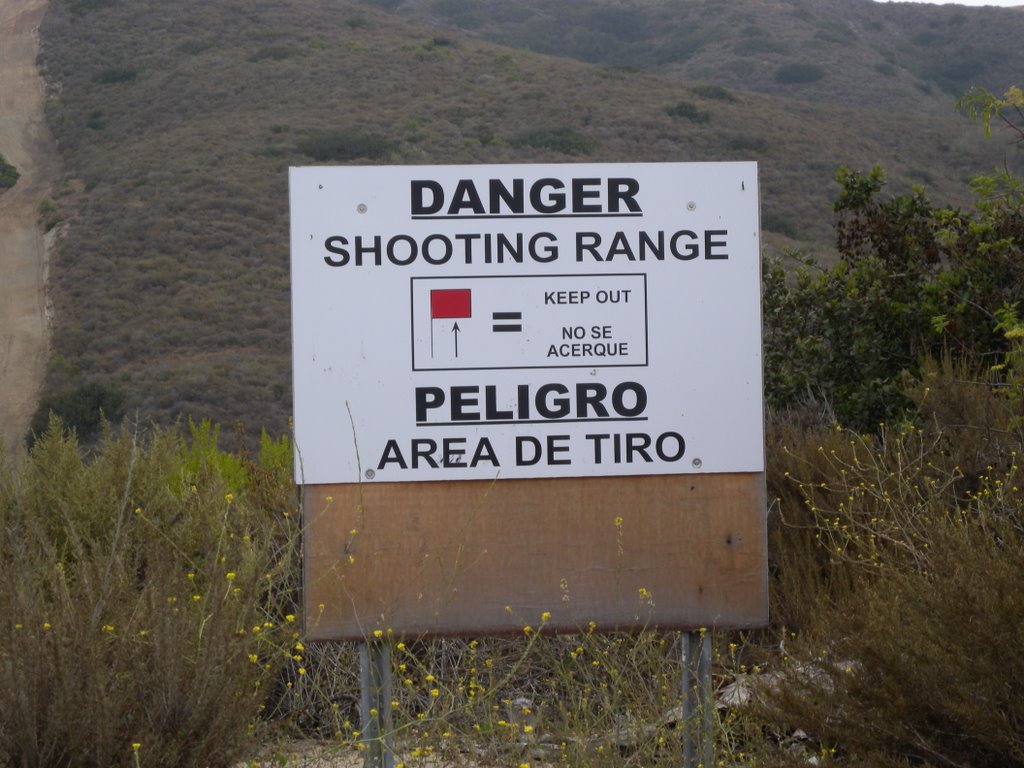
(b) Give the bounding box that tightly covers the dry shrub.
[0,420,298,768]
[1,418,740,768]
[760,359,1024,767]
[375,628,689,766]
[907,353,1024,481]
[271,622,692,766]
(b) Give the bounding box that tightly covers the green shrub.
[0,421,298,768]
[923,50,990,95]
[177,418,248,494]
[85,109,106,130]
[762,165,1024,430]
[762,212,798,238]
[37,196,61,231]
[509,127,600,156]
[29,380,125,443]
[874,61,897,77]
[296,129,394,162]
[832,166,938,269]
[0,153,18,190]
[762,251,924,428]
[774,62,825,84]
[665,100,710,123]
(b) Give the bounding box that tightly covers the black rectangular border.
[410,273,650,372]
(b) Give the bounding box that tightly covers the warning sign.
[289,162,764,485]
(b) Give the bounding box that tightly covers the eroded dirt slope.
[0,0,57,456]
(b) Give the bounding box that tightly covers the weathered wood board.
[303,473,767,640]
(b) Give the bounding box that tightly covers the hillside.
[386,0,1024,113]
[33,0,1023,443]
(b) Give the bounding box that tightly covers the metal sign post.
[359,641,395,768]
[681,630,714,768]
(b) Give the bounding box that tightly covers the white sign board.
[290,163,763,485]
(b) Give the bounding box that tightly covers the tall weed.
[760,362,1024,767]
[0,420,299,768]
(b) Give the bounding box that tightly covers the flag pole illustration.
[430,288,472,358]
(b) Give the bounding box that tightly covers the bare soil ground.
[0,0,57,456]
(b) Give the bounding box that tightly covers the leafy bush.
[37,196,60,231]
[509,127,600,156]
[762,212,798,238]
[763,251,925,428]
[296,129,394,162]
[832,165,938,269]
[0,153,18,190]
[85,109,106,130]
[774,62,825,84]
[874,60,897,77]
[29,380,125,443]
[665,100,710,122]
[922,49,990,96]
[763,165,1024,430]
[0,421,298,768]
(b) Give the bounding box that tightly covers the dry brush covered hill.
[31,0,1024,443]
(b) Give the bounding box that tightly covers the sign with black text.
[290,163,763,485]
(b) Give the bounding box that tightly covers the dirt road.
[0,0,57,457]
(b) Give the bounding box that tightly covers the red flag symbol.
[431,288,471,319]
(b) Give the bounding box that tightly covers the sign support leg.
[681,630,714,768]
[360,640,395,768]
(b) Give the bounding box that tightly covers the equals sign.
[492,311,522,332]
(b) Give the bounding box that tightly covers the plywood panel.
[303,473,767,641]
